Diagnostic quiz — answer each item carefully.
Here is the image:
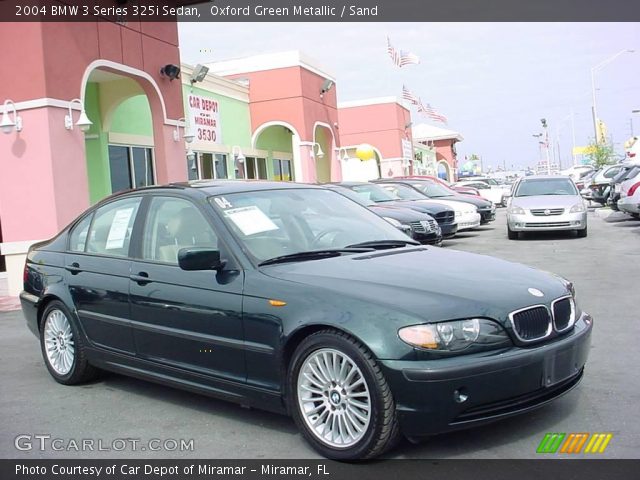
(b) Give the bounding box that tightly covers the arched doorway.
[252,121,300,181]
[437,160,451,181]
[81,62,186,204]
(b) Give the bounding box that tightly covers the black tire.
[507,226,518,240]
[631,213,640,219]
[288,330,400,460]
[577,227,588,238]
[39,300,98,385]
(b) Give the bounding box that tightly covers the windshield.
[514,178,578,197]
[326,186,375,206]
[378,183,426,201]
[348,183,398,202]
[209,188,410,264]
[408,181,453,198]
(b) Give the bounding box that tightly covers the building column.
[0,105,90,296]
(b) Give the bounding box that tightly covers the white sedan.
[617,180,640,218]
[456,179,509,206]
[425,198,481,231]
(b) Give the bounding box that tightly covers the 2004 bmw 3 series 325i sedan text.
[21,181,592,460]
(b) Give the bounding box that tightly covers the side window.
[142,197,218,264]
[68,214,93,252]
[85,197,142,257]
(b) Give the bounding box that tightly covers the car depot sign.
[188,94,221,144]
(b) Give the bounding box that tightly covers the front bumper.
[479,207,496,223]
[456,212,482,231]
[382,312,592,437]
[617,196,640,214]
[438,222,458,238]
[507,211,587,231]
[415,231,443,245]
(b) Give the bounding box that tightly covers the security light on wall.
[65,98,92,132]
[191,64,209,84]
[310,142,324,159]
[232,146,246,163]
[1,99,23,134]
[338,147,350,162]
[320,79,335,98]
[174,118,194,143]
[186,148,197,164]
[160,64,181,81]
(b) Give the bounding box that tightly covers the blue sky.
[178,22,640,170]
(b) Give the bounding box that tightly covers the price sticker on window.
[225,206,279,236]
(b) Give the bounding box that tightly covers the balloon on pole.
[355,143,375,161]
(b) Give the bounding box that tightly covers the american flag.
[418,102,448,124]
[387,36,420,68]
[402,85,420,105]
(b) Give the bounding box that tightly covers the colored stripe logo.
[537,433,613,454]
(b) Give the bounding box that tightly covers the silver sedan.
[506,175,588,239]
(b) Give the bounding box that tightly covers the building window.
[245,157,268,179]
[273,159,292,181]
[108,145,155,193]
[199,153,229,180]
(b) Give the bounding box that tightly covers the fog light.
[454,389,469,403]
[572,221,581,226]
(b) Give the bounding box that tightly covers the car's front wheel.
[577,226,588,238]
[288,330,399,460]
[40,301,97,385]
[507,226,519,240]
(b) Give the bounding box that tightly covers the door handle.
[130,272,152,284]
[65,262,82,274]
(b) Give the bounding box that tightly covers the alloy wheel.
[43,309,75,375]
[297,348,371,449]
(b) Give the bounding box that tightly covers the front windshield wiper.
[258,248,373,267]
[345,239,419,249]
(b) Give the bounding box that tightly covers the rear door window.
[85,197,142,257]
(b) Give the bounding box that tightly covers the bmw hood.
[261,247,570,325]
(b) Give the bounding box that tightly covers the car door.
[65,196,142,354]
[129,195,246,382]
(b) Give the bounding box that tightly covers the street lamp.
[591,49,635,143]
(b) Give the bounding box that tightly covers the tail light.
[628,181,640,197]
[23,264,29,286]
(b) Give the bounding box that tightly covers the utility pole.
[541,118,551,174]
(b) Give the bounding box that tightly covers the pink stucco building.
[338,98,414,180]
[411,123,464,181]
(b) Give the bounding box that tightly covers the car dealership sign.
[188,94,221,144]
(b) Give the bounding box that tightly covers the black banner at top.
[1,0,640,22]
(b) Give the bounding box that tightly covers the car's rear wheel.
[288,330,399,460]
[577,226,588,238]
[40,301,97,385]
[507,226,519,240]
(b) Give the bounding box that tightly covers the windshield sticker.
[225,206,279,236]
[105,207,134,250]
[214,197,233,209]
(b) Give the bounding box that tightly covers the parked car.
[560,165,594,182]
[396,175,479,196]
[21,180,593,460]
[584,164,626,205]
[617,180,640,218]
[374,182,481,231]
[456,180,506,206]
[335,182,459,238]
[377,178,496,224]
[506,175,587,239]
[607,164,640,211]
[324,184,443,245]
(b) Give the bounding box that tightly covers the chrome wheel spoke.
[297,348,371,449]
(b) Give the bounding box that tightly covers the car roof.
[111,180,325,198]
[518,175,573,181]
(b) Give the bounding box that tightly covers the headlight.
[508,205,525,215]
[398,318,511,352]
[569,203,586,213]
[382,216,401,227]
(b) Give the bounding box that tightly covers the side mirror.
[178,248,225,271]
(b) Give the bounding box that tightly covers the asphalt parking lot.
[1,208,639,460]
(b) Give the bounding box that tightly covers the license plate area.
[542,348,578,387]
